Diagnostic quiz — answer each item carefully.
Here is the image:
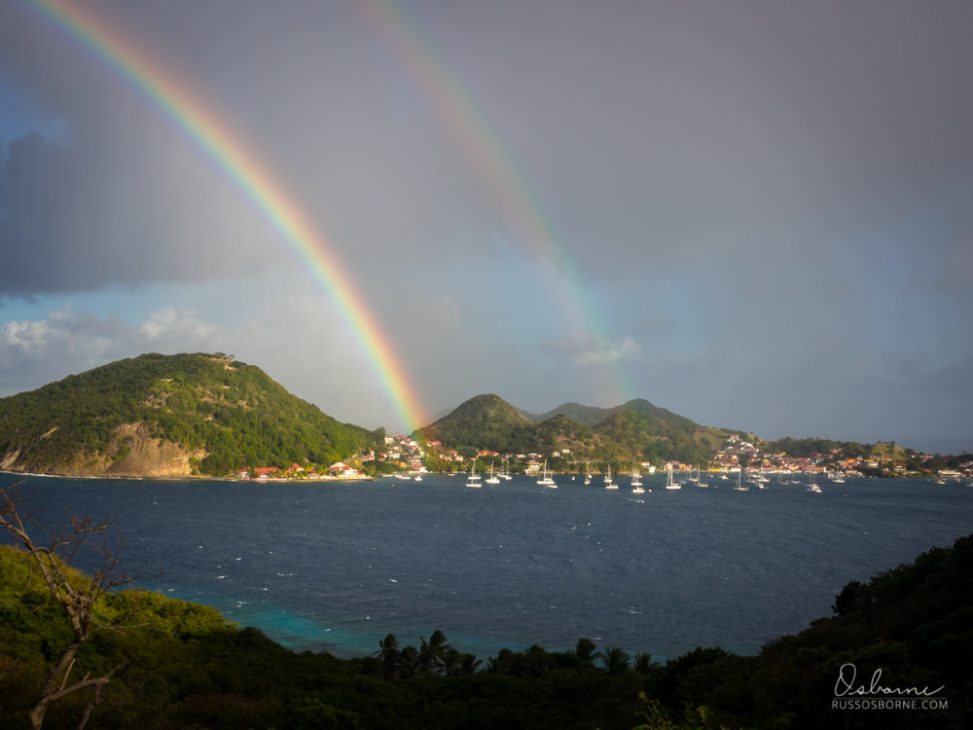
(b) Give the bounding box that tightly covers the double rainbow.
[27,0,427,432]
[359,0,632,405]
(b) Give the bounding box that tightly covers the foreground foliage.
[1,532,970,728]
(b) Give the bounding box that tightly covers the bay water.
[2,472,971,661]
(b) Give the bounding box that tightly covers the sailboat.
[485,460,500,485]
[732,469,749,492]
[536,460,557,488]
[603,464,618,489]
[807,471,822,493]
[665,464,681,490]
[583,462,592,486]
[465,458,482,488]
[631,464,645,494]
[697,466,709,488]
[687,465,699,484]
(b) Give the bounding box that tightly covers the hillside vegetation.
[0,353,373,477]
[420,394,736,466]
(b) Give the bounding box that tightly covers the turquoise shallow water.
[2,472,971,660]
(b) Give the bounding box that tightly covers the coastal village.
[237,432,973,482]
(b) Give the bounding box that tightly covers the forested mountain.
[527,401,615,427]
[420,394,733,466]
[0,353,373,477]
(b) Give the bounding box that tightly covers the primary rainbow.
[27,0,428,432]
[359,0,632,405]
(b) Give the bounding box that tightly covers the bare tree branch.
[1,483,132,729]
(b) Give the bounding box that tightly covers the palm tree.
[575,637,597,665]
[633,652,655,674]
[376,633,401,680]
[418,629,449,674]
[598,646,631,676]
[399,645,418,678]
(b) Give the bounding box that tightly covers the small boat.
[665,464,681,490]
[536,460,557,488]
[732,470,749,492]
[413,475,423,482]
[807,472,821,493]
[631,465,644,494]
[465,459,482,488]
[604,464,618,490]
[485,460,500,485]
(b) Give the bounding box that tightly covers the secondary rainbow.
[26,0,427,432]
[359,0,633,405]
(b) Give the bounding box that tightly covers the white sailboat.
[465,458,482,488]
[604,464,618,490]
[697,466,709,488]
[485,460,500,485]
[583,462,592,486]
[536,460,557,488]
[665,464,681,490]
[733,469,749,492]
[631,464,645,494]
[807,471,822,493]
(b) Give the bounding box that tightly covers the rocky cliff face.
[2,423,206,478]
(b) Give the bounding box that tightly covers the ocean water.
[2,472,971,661]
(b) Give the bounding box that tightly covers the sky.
[0,0,971,452]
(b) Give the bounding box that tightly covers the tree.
[0,485,130,729]
[633,652,655,673]
[376,633,401,680]
[417,629,449,674]
[598,646,631,676]
[575,637,597,665]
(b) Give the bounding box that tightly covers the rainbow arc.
[28,0,428,432]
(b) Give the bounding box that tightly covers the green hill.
[421,394,731,466]
[527,401,614,427]
[418,394,536,454]
[0,353,373,477]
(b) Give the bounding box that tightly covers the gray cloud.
[0,1,970,447]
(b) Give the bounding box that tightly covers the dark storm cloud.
[0,4,302,296]
[0,0,969,444]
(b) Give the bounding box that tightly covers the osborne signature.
[834,663,944,698]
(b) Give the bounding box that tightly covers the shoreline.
[0,469,374,484]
